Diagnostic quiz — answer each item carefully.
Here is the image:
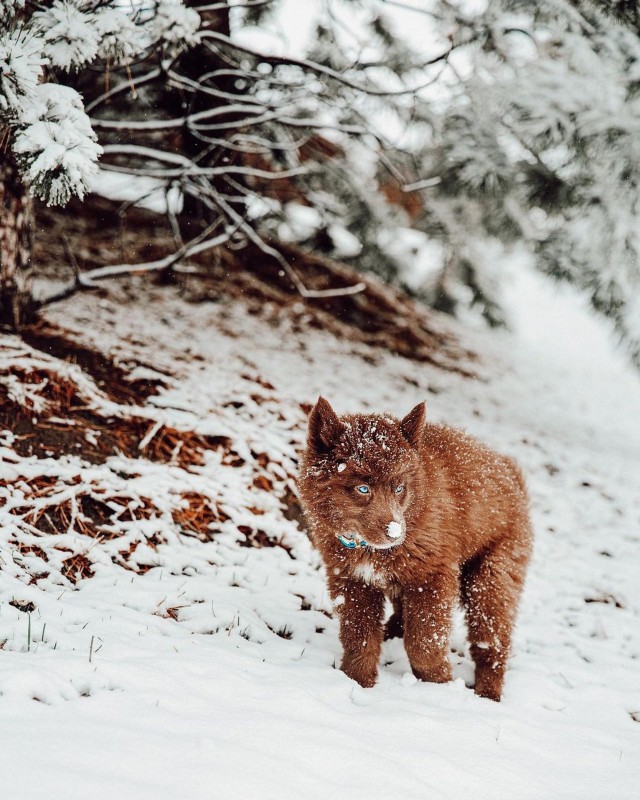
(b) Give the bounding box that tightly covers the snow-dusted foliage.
[417,0,640,364]
[3,0,639,367]
[150,0,201,55]
[0,30,45,117]
[214,0,640,366]
[0,0,23,22]
[93,7,148,64]
[167,0,445,289]
[13,84,102,206]
[0,0,202,208]
[32,0,101,72]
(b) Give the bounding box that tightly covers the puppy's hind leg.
[461,529,531,701]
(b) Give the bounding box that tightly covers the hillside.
[1,273,639,800]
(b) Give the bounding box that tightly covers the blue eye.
[356,485,370,495]
[395,484,404,494]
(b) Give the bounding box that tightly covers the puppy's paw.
[341,656,378,688]
[411,659,452,684]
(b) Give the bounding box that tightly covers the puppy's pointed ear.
[401,401,426,448]
[307,397,343,455]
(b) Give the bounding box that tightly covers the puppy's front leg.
[402,570,458,684]
[330,577,385,688]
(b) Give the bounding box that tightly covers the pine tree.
[2,0,453,323]
[418,0,640,365]
[1,0,460,310]
[0,0,202,329]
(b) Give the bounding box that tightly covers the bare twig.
[199,30,467,97]
[196,0,273,10]
[211,191,366,299]
[90,116,187,131]
[403,176,442,191]
[78,223,235,286]
[100,155,307,182]
[85,67,162,113]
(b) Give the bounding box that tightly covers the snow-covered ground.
[1,271,639,800]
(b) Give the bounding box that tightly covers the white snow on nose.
[387,521,403,539]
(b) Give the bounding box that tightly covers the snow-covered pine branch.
[0,0,208,328]
[151,0,202,55]
[32,0,103,72]
[1,0,203,209]
[0,28,45,117]
[409,0,640,365]
[12,83,102,206]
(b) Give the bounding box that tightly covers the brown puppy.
[298,398,532,701]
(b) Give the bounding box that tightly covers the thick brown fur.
[298,398,533,701]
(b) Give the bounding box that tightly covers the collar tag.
[337,534,367,549]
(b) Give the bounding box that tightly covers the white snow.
[0,28,45,113]
[379,227,445,292]
[337,462,347,472]
[328,224,363,258]
[278,203,323,242]
[93,8,146,64]
[32,0,100,72]
[90,169,183,214]
[1,270,639,799]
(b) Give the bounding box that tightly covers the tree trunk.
[174,2,236,221]
[0,154,35,330]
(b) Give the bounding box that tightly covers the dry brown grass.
[21,320,168,404]
[61,553,94,584]
[171,492,230,541]
[2,374,239,469]
[2,288,308,592]
[237,524,292,555]
[11,491,157,538]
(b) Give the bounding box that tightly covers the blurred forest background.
[2,0,640,366]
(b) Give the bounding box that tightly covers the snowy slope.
[1,276,639,800]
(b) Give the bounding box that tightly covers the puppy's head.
[299,397,426,550]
